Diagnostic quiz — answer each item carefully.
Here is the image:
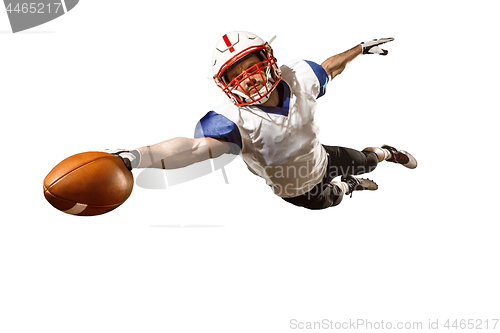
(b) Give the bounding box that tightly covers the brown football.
[43,151,134,216]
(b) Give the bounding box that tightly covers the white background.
[1,1,499,332]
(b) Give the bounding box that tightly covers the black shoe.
[341,175,378,197]
[381,144,417,169]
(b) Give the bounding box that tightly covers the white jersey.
[195,59,330,198]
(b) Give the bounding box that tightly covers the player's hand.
[104,149,139,171]
[361,38,394,55]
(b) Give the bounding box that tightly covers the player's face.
[225,55,266,96]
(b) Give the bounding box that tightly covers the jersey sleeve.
[304,60,329,98]
[194,111,242,155]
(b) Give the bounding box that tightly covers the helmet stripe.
[222,34,235,53]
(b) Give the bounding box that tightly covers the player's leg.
[282,170,378,210]
[283,181,345,209]
[363,145,417,169]
[323,145,379,178]
[282,176,376,209]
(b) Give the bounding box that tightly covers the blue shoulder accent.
[194,111,242,155]
[304,60,329,98]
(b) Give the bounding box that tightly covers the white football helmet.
[212,31,281,106]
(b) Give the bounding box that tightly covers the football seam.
[46,155,119,189]
[43,186,125,208]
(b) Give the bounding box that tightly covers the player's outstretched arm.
[136,137,231,169]
[111,137,231,170]
[321,38,394,80]
[321,44,362,80]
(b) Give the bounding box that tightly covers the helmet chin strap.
[251,86,272,105]
[231,87,268,105]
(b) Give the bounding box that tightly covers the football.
[43,151,134,216]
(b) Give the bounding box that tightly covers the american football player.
[113,31,417,209]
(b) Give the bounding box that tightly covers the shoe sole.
[382,144,418,169]
[357,178,379,191]
[399,150,417,169]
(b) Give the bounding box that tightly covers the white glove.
[361,38,394,55]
